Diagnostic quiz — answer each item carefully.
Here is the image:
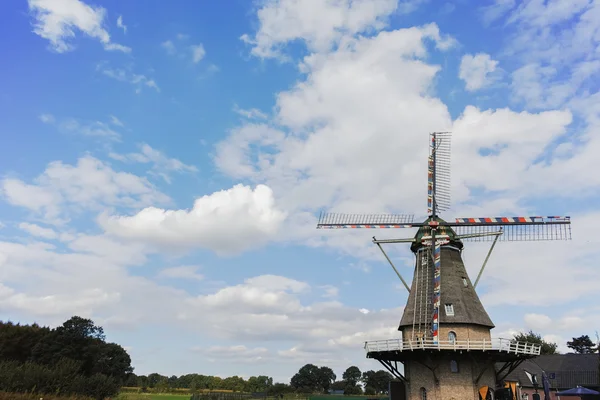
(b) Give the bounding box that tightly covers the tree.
[362,370,393,394]
[247,375,273,393]
[513,330,558,355]
[0,316,132,399]
[344,384,363,395]
[92,342,133,380]
[317,366,336,393]
[342,366,362,386]
[567,335,597,354]
[268,382,294,396]
[290,364,321,393]
[342,366,363,394]
[58,316,105,341]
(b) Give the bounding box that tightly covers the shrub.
[0,360,120,399]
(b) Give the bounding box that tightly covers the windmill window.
[448,331,457,343]
[450,360,459,373]
[445,303,455,316]
[420,387,427,400]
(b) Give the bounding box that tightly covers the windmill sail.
[428,132,451,215]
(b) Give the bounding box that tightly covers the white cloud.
[523,313,588,334]
[1,179,60,219]
[158,266,204,281]
[183,274,400,345]
[240,0,415,59]
[162,37,209,65]
[100,184,287,255]
[212,16,600,320]
[491,0,600,111]
[1,156,170,224]
[8,0,600,380]
[27,0,130,53]
[39,113,55,123]
[194,345,270,363]
[108,143,198,183]
[109,115,124,127]
[320,285,339,298]
[233,104,269,120]
[191,44,206,63]
[524,313,552,330]
[511,61,600,109]
[480,0,515,25]
[0,238,164,321]
[458,53,499,91]
[97,64,160,93]
[116,15,127,34]
[0,230,402,371]
[18,222,58,239]
[216,22,577,247]
[41,114,122,140]
[161,40,176,55]
[59,117,121,141]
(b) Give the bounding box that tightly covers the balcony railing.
[364,338,541,356]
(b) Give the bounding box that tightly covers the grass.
[117,395,191,400]
[0,393,93,400]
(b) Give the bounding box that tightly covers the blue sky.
[1,0,600,382]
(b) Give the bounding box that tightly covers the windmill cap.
[410,216,463,253]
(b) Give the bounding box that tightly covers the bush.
[0,360,120,399]
[0,393,92,400]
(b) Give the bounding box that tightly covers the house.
[497,354,599,399]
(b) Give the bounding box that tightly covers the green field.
[118,394,191,400]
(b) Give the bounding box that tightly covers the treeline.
[127,365,393,395]
[513,330,600,355]
[0,316,133,399]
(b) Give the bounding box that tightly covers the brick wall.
[404,354,496,400]
[401,324,492,342]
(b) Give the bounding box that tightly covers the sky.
[0,0,599,383]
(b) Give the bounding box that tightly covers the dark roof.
[399,245,495,330]
[499,354,600,389]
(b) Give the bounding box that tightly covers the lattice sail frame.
[317,213,572,242]
[428,132,451,215]
[316,131,572,345]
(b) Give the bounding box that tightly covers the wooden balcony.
[364,338,541,356]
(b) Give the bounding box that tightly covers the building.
[364,221,541,400]
[500,354,600,399]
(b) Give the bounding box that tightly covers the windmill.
[315,132,572,400]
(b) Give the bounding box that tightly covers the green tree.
[223,375,247,391]
[362,370,393,394]
[147,373,166,388]
[247,375,274,393]
[567,335,597,354]
[58,316,105,340]
[342,366,362,386]
[342,366,363,394]
[290,364,321,393]
[317,366,336,393]
[0,321,50,363]
[513,330,558,355]
[124,373,138,387]
[92,341,133,380]
[268,382,294,396]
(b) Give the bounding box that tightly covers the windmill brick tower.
[316,132,572,400]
